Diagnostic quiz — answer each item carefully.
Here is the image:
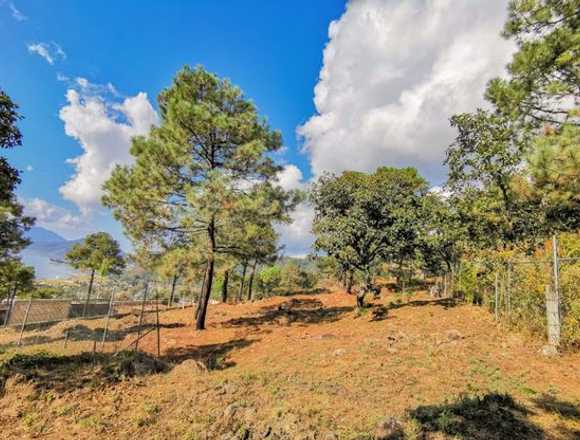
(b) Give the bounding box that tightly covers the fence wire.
[0,280,194,358]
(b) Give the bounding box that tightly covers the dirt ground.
[0,286,579,439]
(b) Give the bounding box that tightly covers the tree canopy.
[104,66,298,329]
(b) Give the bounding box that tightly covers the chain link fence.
[0,280,195,358]
[454,236,580,351]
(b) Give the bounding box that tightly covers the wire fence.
[0,281,196,358]
[453,236,580,351]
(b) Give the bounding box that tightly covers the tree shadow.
[386,297,457,311]
[407,393,545,439]
[222,298,352,328]
[0,350,167,395]
[275,287,331,297]
[163,338,256,370]
[532,394,580,421]
[0,335,255,395]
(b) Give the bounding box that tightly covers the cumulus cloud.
[27,42,66,65]
[22,198,88,239]
[275,165,315,257]
[59,80,158,213]
[298,0,515,184]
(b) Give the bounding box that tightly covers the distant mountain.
[21,227,81,279]
[27,226,67,244]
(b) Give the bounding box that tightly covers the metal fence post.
[17,296,33,347]
[135,282,148,351]
[101,289,116,351]
[545,284,561,349]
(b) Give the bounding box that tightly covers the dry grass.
[0,287,578,439]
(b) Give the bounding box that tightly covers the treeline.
[310,1,579,345]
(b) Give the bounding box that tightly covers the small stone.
[374,417,404,440]
[333,348,347,357]
[446,329,463,341]
[540,344,558,356]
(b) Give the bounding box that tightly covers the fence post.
[544,284,561,351]
[17,296,33,347]
[155,286,161,358]
[135,282,148,351]
[552,235,561,323]
[101,289,116,351]
[494,272,499,320]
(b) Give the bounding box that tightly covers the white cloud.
[276,164,305,191]
[275,165,314,257]
[7,1,26,21]
[298,0,515,184]
[27,42,66,65]
[59,80,158,213]
[22,198,88,239]
[25,165,33,172]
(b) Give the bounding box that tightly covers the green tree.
[486,0,579,127]
[527,123,580,232]
[65,232,125,314]
[0,90,34,265]
[0,259,34,300]
[257,265,282,296]
[103,66,297,329]
[311,167,428,308]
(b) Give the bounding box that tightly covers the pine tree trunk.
[195,264,208,321]
[247,260,257,301]
[346,271,354,294]
[169,274,178,307]
[221,270,229,303]
[238,262,247,302]
[83,268,95,317]
[356,291,365,309]
[196,219,215,330]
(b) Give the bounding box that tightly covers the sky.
[1,0,515,256]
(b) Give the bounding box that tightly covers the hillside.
[0,286,578,439]
[20,227,81,279]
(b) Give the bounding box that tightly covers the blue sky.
[1,0,514,255]
[1,0,345,247]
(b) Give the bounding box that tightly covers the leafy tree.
[0,259,34,300]
[311,167,428,308]
[527,123,580,232]
[257,265,282,296]
[486,0,579,127]
[445,107,556,249]
[103,66,297,329]
[0,90,34,265]
[65,232,125,314]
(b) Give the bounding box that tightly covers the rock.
[446,329,463,341]
[171,359,207,376]
[374,417,404,440]
[333,348,347,357]
[540,344,559,356]
[223,403,241,419]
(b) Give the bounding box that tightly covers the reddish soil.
[1,287,579,439]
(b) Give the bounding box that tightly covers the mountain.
[20,227,81,279]
[27,227,67,244]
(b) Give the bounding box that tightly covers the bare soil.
[0,286,578,439]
